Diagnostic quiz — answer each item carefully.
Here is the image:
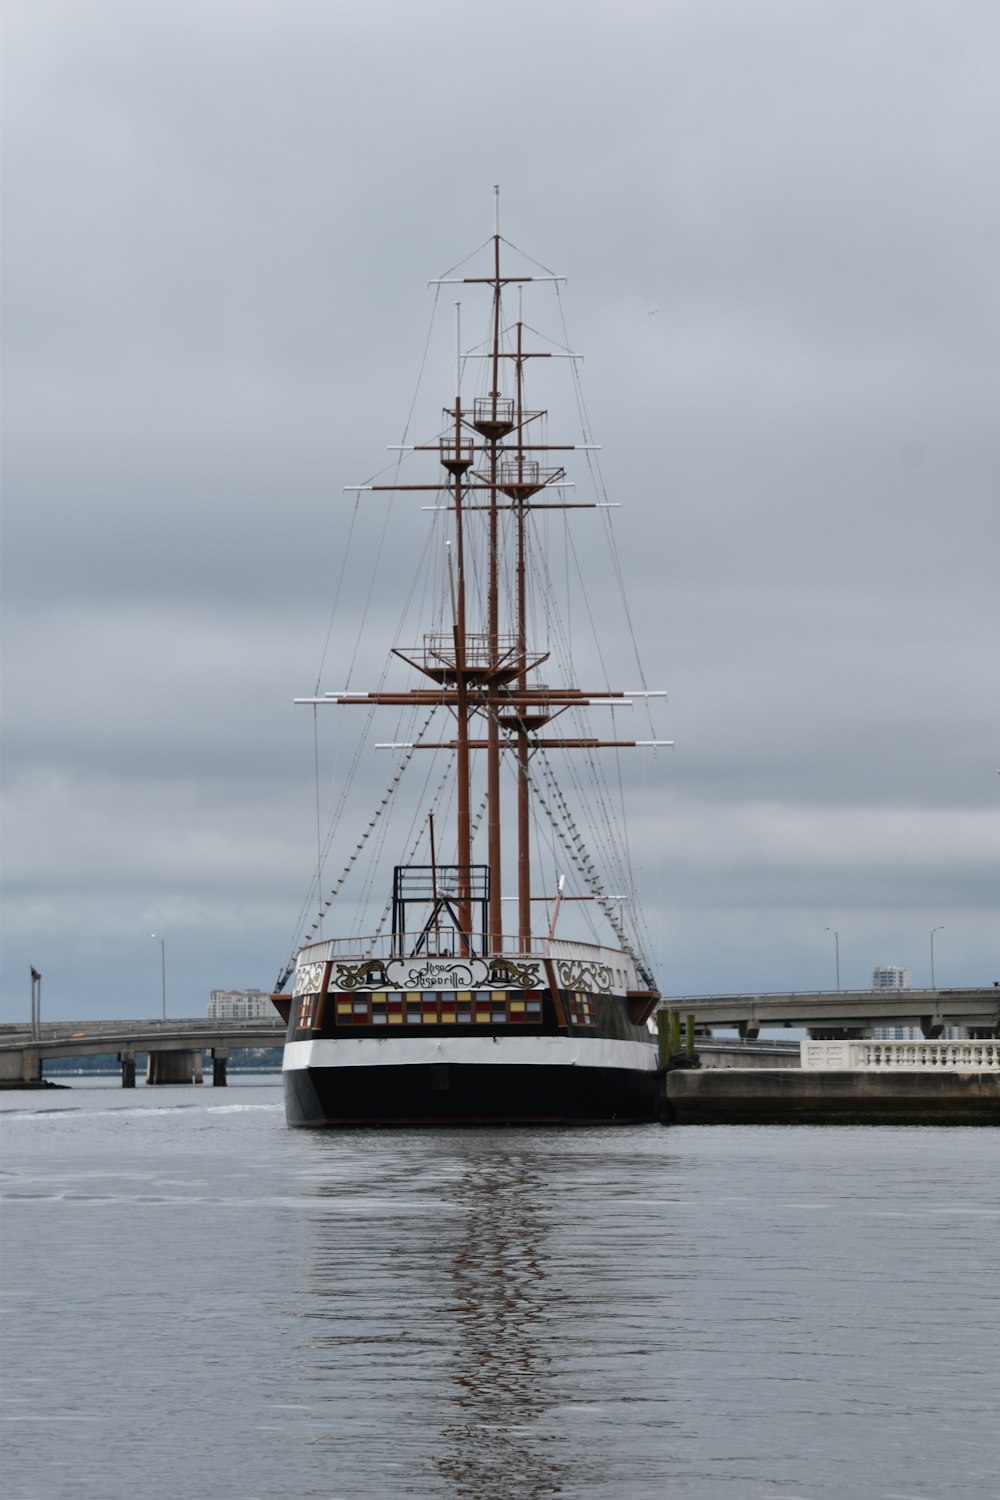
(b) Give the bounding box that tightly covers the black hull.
[284,1060,659,1126]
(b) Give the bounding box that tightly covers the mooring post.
[686,1013,695,1060]
[671,1009,682,1057]
[118,1051,136,1088]
[656,1010,671,1068]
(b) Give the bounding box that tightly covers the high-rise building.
[207,988,275,1020]
[871,964,965,1039]
[871,965,911,991]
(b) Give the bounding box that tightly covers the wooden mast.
[514,304,532,951]
[442,303,474,950]
[452,399,473,947]
[486,189,503,953]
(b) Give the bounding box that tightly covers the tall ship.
[273,194,672,1125]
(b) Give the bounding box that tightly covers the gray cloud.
[3,0,998,1020]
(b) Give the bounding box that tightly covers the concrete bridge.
[0,1017,287,1088]
[661,987,1000,1040]
[3,987,998,1090]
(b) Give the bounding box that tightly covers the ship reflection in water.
[295,1132,577,1499]
[433,1147,565,1497]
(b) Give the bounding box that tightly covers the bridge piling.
[118,1051,136,1088]
[0,1048,41,1086]
[146,1050,203,1085]
[211,1048,228,1087]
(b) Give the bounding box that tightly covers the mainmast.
[514,303,531,950]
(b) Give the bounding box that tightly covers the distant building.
[871,965,965,1039]
[874,1022,966,1040]
[871,965,911,991]
[207,988,274,1020]
[871,967,913,1038]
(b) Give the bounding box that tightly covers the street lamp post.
[825,927,841,992]
[150,933,166,1021]
[30,967,41,1041]
[930,925,944,990]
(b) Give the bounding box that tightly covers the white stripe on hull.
[283,1034,658,1073]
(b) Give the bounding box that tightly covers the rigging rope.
[273,708,439,991]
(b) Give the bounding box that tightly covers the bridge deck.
[0,1018,286,1063]
[661,987,1000,1036]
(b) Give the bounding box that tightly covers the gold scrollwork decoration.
[556,959,613,994]
[293,961,327,998]
[335,959,389,991]
[487,959,542,988]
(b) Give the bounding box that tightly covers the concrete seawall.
[664,1068,999,1125]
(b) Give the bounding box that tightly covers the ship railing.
[297,930,637,977]
[405,633,520,673]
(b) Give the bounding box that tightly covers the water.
[1,1080,996,1500]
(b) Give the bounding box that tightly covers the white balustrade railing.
[801,1039,999,1072]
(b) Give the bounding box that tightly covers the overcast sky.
[3,0,998,1023]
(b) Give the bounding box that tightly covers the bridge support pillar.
[146,1049,204,1085]
[211,1048,229,1087]
[920,1016,944,1039]
[118,1051,136,1088]
[0,1049,41,1085]
[738,1020,760,1041]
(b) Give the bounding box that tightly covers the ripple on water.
[0,1115,997,1499]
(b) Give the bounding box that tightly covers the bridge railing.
[662,986,990,1003]
[801,1039,999,1072]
